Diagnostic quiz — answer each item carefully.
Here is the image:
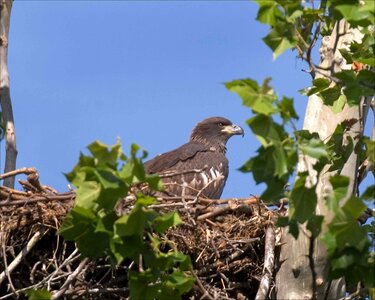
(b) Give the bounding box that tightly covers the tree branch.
[51,257,90,300]
[255,225,275,300]
[0,0,17,188]
[0,228,47,285]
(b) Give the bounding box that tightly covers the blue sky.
[5,2,370,199]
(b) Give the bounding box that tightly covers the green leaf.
[59,206,110,258]
[136,194,158,207]
[364,138,375,163]
[299,137,329,159]
[312,77,330,90]
[75,181,101,210]
[357,57,375,67]
[145,174,163,191]
[288,173,317,223]
[286,9,303,22]
[286,219,299,239]
[262,21,297,59]
[321,231,337,256]
[93,169,128,211]
[95,212,117,235]
[319,86,341,105]
[256,1,283,26]
[342,196,367,220]
[154,212,182,233]
[261,178,287,203]
[329,94,346,113]
[88,140,123,167]
[276,216,289,227]
[335,4,374,26]
[75,229,110,258]
[329,213,369,251]
[59,206,96,240]
[114,235,144,263]
[361,185,375,201]
[247,115,285,146]
[166,270,195,294]
[224,78,278,116]
[114,205,148,237]
[306,215,324,237]
[326,175,349,211]
[273,146,288,177]
[277,96,299,123]
[65,153,95,186]
[26,289,52,300]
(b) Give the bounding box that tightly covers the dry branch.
[0,0,17,188]
[0,228,47,285]
[255,225,275,300]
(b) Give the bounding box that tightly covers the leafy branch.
[59,140,194,299]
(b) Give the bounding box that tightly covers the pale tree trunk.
[276,20,367,299]
[0,0,17,188]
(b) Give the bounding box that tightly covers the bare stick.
[0,193,75,207]
[197,199,256,221]
[0,0,17,188]
[0,228,47,285]
[193,272,215,300]
[0,167,38,180]
[51,257,90,300]
[197,204,232,220]
[255,225,275,300]
[1,237,16,294]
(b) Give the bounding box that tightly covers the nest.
[0,168,280,300]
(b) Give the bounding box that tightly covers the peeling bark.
[276,20,366,300]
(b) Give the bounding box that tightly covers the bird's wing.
[144,142,210,174]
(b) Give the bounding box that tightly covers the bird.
[144,117,244,199]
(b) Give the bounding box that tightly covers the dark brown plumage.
[144,117,244,199]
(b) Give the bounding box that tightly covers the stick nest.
[0,168,280,300]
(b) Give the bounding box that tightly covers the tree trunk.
[276,20,365,299]
[0,0,17,188]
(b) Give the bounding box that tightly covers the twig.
[198,204,232,220]
[0,193,75,207]
[197,243,255,276]
[0,228,47,285]
[46,248,80,289]
[64,287,129,295]
[338,286,367,300]
[0,167,36,180]
[51,257,90,300]
[193,271,215,300]
[255,225,275,300]
[1,236,16,295]
[197,199,256,221]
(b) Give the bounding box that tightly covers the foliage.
[59,140,194,299]
[26,289,52,300]
[227,0,375,293]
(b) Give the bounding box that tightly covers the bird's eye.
[218,122,223,127]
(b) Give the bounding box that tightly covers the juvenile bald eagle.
[144,117,244,199]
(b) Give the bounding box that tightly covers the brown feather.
[144,117,243,199]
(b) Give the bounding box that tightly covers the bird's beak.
[221,124,244,137]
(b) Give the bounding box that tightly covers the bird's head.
[190,117,244,150]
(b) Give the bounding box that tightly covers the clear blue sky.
[5,2,370,198]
